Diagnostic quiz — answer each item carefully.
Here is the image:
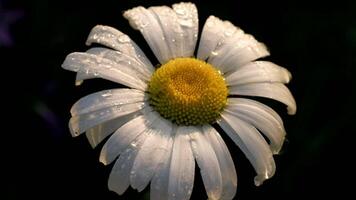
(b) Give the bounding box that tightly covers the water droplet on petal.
[140,20,149,28]
[118,35,130,43]
[175,8,186,15]
[179,19,194,27]
[211,51,219,56]
[207,20,215,27]
[102,91,112,97]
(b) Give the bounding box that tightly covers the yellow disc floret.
[148,58,228,126]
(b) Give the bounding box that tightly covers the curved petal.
[108,132,149,195]
[198,16,240,61]
[167,126,195,200]
[208,34,269,74]
[189,127,222,200]
[85,111,142,148]
[123,2,198,64]
[150,126,176,200]
[229,83,297,115]
[70,89,146,116]
[198,16,269,73]
[218,112,276,186]
[225,61,292,86]
[75,48,153,84]
[226,98,286,154]
[62,52,147,90]
[203,125,237,200]
[85,25,153,70]
[99,111,160,165]
[68,102,146,137]
[130,117,173,192]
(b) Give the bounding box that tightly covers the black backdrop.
[3,0,355,199]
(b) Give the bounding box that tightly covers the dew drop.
[179,19,194,27]
[211,51,219,56]
[224,28,235,36]
[102,91,112,97]
[175,7,186,15]
[206,20,215,27]
[113,102,123,106]
[140,20,149,28]
[118,35,130,43]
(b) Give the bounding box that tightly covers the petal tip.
[287,106,297,115]
[68,120,80,137]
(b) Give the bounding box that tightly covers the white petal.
[85,111,141,148]
[226,98,286,154]
[229,83,297,115]
[208,35,269,74]
[167,126,195,200]
[172,2,199,58]
[108,132,149,195]
[198,16,269,73]
[68,102,145,137]
[203,125,237,200]
[218,112,276,186]
[189,127,222,200]
[62,52,147,90]
[99,111,160,165]
[74,47,153,84]
[130,117,173,192]
[85,25,153,70]
[225,61,292,85]
[198,16,239,61]
[70,89,145,116]
[150,126,176,200]
[76,48,148,85]
[123,3,198,63]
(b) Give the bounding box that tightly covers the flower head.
[62,2,296,200]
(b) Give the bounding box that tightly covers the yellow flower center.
[148,58,228,126]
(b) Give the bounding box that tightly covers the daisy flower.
[62,2,296,200]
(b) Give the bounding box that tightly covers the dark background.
[3,0,355,199]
